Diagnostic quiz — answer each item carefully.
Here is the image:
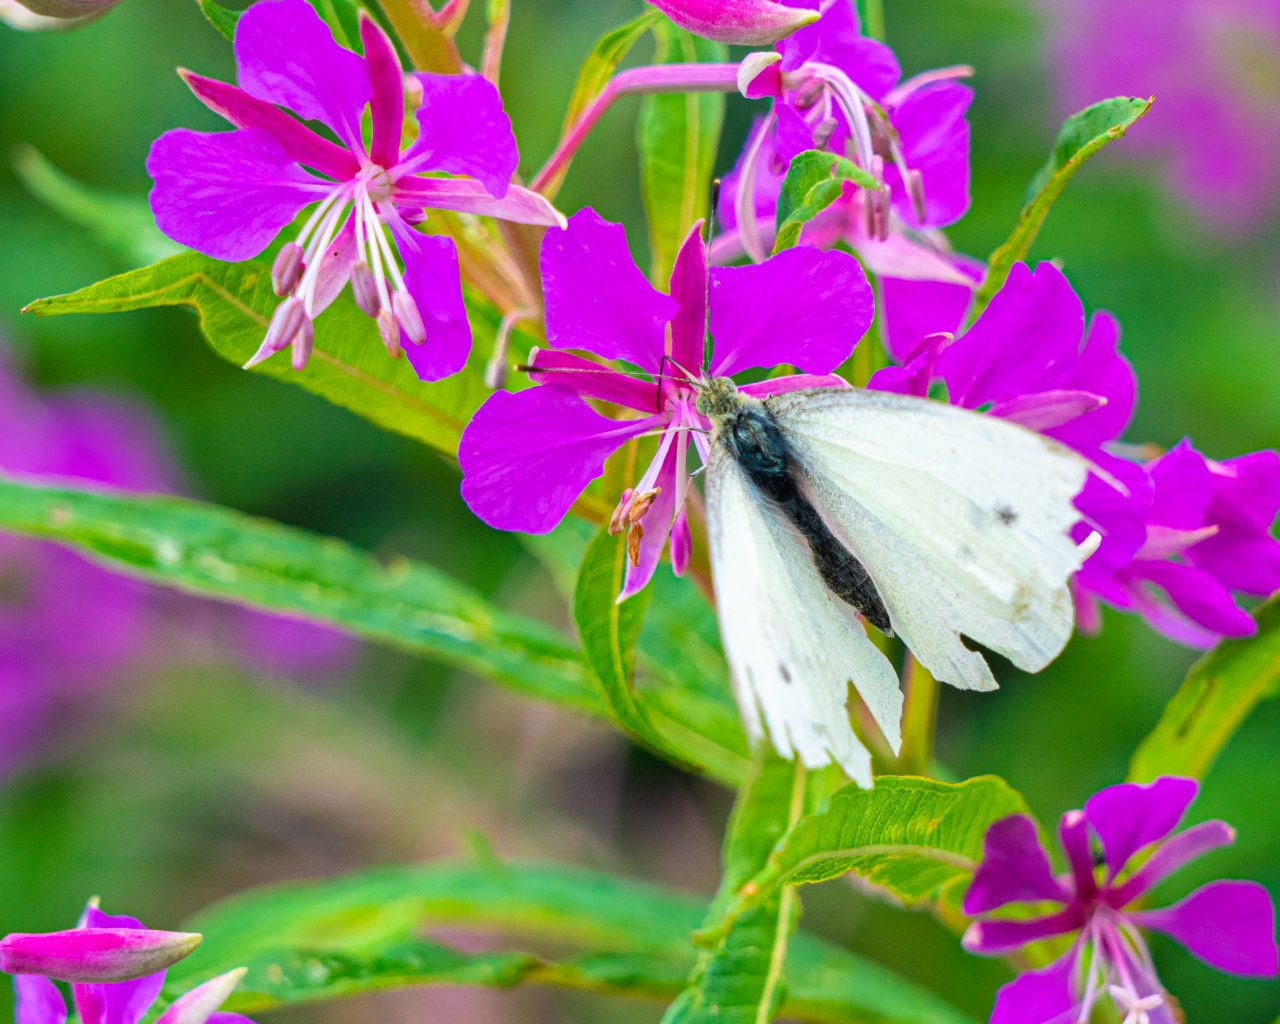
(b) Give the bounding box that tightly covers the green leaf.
[307,0,363,49]
[975,96,1152,310]
[722,776,1032,931]
[773,150,879,254]
[1129,597,1280,783]
[664,752,807,1024]
[25,253,490,460]
[12,147,181,267]
[0,476,602,718]
[196,0,239,40]
[172,859,977,1024]
[573,526,749,784]
[636,24,727,283]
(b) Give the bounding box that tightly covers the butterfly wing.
[706,438,903,786]
[767,388,1090,693]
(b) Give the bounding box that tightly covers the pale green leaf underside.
[774,150,879,254]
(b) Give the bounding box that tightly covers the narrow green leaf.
[975,96,1152,310]
[173,860,976,1024]
[773,150,879,254]
[307,0,363,48]
[573,526,749,784]
[197,0,239,40]
[636,24,727,283]
[25,253,490,459]
[0,477,602,717]
[12,147,181,267]
[1129,597,1280,783]
[723,776,1032,931]
[665,752,808,1024]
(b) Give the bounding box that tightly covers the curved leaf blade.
[1129,597,1280,782]
[773,150,878,255]
[975,96,1152,310]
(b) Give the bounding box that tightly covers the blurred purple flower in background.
[148,0,562,379]
[0,348,355,778]
[869,261,1280,648]
[459,208,872,598]
[1038,0,1280,233]
[963,777,1277,1024]
[3,902,252,1024]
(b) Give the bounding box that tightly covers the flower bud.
[8,0,120,17]
[645,0,819,46]
[0,928,202,984]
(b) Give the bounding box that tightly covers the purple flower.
[646,0,820,45]
[4,902,252,1024]
[147,0,563,380]
[1038,0,1280,233]
[459,208,873,597]
[1076,441,1280,647]
[963,777,1278,1024]
[723,0,972,262]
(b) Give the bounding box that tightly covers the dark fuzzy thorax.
[716,398,893,636]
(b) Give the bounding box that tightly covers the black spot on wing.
[995,505,1018,526]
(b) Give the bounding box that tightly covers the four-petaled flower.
[963,777,1278,1024]
[724,0,972,262]
[147,0,563,380]
[3,902,254,1024]
[458,208,873,597]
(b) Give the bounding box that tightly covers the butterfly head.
[692,376,741,421]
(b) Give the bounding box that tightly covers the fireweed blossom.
[3,902,252,1024]
[868,261,1280,647]
[725,0,973,262]
[147,0,563,380]
[458,208,874,597]
[1038,0,1280,233]
[963,777,1278,1024]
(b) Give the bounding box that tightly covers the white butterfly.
[695,377,1095,787]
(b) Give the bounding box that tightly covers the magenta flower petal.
[1048,311,1136,451]
[936,262,1085,407]
[178,71,358,181]
[779,1,900,100]
[147,128,322,261]
[1146,441,1213,529]
[0,930,200,984]
[645,0,820,45]
[989,950,1080,1024]
[878,270,976,364]
[708,247,871,378]
[393,229,472,383]
[1084,776,1199,879]
[988,390,1106,433]
[1128,560,1258,644]
[234,0,370,151]
[1111,820,1237,907]
[526,349,660,411]
[962,907,1084,955]
[360,16,404,170]
[963,815,1070,915]
[541,210,677,374]
[154,969,246,1024]
[1188,450,1280,594]
[737,373,847,398]
[402,74,518,198]
[1058,809,1098,901]
[667,221,709,377]
[459,386,664,533]
[883,80,972,228]
[1132,881,1278,977]
[393,178,565,227]
[620,441,680,600]
[15,977,66,1024]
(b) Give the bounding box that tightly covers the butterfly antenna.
[703,179,720,377]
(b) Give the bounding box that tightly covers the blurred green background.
[0,0,1276,1020]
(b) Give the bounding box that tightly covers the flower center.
[361,164,396,204]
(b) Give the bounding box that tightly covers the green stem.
[858,0,885,40]
[376,0,463,73]
[898,654,938,776]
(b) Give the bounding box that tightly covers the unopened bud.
[392,291,426,346]
[271,242,305,297]
[0,928,202,984]
[349,261,382,317]
[645,0,819,46]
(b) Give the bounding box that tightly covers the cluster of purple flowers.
[12,0,1267,1021]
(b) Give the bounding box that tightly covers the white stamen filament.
[357,191,393,313]
[803,62,876,172]
[736,109,777,264]
[295,191,352,316]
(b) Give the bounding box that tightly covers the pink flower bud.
[645,0,819,46]
[0,928,202,984]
